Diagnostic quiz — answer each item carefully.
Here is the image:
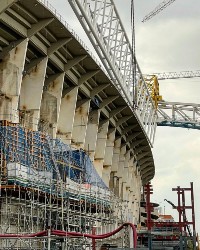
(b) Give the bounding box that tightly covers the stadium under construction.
[0,0,155,248]
[0,0,198,249]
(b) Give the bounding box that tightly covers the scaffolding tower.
[0,120,130,249]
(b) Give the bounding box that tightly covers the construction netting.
[0,122,107,190]
[53,139,108,188]
[0,122,128,249]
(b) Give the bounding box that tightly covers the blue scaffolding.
[0,125,107,191]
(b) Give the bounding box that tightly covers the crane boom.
[142,0,176,23]
[157,101,200,130]
[154,70,200,80]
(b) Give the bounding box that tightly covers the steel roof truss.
[68,0,157,145]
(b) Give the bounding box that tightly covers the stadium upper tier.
[0,0,154,184]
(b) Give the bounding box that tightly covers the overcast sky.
[48,0,200,233]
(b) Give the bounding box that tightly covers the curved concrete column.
[20,57,48,130]
[40,73,64,138]
[122,150,131,184]
[118,145,126,178]
[111,137,121,173]
[71,99,90,148]
[94,120,109,177]
[110,137,121,195]
[121,151,131,201]
[117,145,126,198]
[84,109,100,161]
[0,39,28,122]
[102,128,116,186]
[57,87,78,144]
[127,156,135,189]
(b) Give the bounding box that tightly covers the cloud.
[136,19,200,72]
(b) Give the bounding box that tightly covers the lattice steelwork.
[157,101,200,129]
[142,0,176,22]
[68,0,157,145]
[154,70,200,80]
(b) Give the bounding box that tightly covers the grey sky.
[48,0,200,232]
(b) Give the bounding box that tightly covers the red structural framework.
[172,183,196,236]
[144,182,196,247]
[144,182,154,231]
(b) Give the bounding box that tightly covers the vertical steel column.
[181,190,187,233]
[145,183,152,231]
[145,182,153,250]
[190,182,196,233]
[190,182,196,249]
[177,186,182,233]
[178,191,183,250]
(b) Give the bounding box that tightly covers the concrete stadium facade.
[0,0,155,248]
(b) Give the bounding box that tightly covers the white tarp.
[7,163,52,185]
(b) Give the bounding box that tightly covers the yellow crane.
[143,70,200,108]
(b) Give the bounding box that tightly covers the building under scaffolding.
[0,121,131,249]
[0,0,156,248]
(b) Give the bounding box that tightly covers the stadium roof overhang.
[0,0,155,184]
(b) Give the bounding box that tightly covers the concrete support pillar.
[127,156,134,190]
[20,57,48,130]
[111,138,121,172]
[126,176,135,223]
[123,151,131,184]
[109,172,114,192]
[71,100,90,149]
[130,162,137,194]
[133,172,142,224]
[118,145,126,178]
[115,177,121,198]
[94,120,109,177]
[102,128,116,187]
[0,39,28,122]
[137,174,142,199]
[124,187,132,222]
[84,109,100,161]
[57,87,78,144]
[110,137,121,196]
[128,190,134,221]
[130,161,139,223]
[117,145,126,198]
[128,160,137,221]
[127,189,132,211]
[121,151,131,201]
[40,73,64,138]
[123,185,129,204]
